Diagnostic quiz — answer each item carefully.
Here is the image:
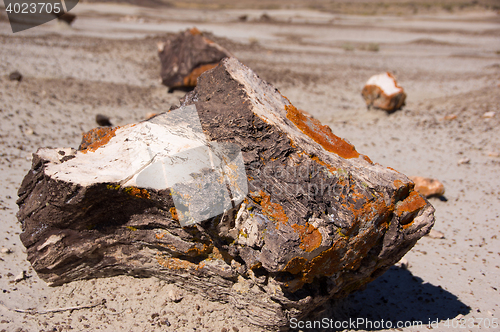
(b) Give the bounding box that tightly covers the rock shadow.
[293,266,470,331]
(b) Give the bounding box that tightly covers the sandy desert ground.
[0,1,499,331]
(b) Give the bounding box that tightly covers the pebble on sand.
[409,176,445,197]
[483,111,495,119]
[427,229,445,239]
[9,71,22,82]
[14,270,27,283]
[457,157,471,165]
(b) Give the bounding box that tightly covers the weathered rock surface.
[409,176,445,198]
[362,72,406,112]
[158,28,231,91]
[17,58,434,328]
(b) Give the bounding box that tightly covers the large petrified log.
[17,58,434,328]
[158,28,231,91]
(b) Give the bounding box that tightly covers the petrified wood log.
[158,27,231,91]
[17,58,434,328]
[362,72,406,112]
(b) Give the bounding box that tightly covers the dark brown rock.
[17,58,434,328]
[9,71,22,82]
[157,28,231,91]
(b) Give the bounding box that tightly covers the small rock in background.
[145,112,158,120]
[95,114,113,127]
[458,157,471,165]
[1,248,12,254]
[23,126,34,136]
[361,72,406,112]
[443,114,457,121]
[9,71,22,82]
[487,151,500,158]
[167,287,183,303]
[158,28,231,91]
[14,270,27,282]
[483,111,495,119]
[409,176,445,198]
[427,229,445,239]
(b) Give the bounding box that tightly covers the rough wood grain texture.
[17,58,434,329]
[158,28,231,90]
[362,72,406,112]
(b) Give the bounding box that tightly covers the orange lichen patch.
[210,246,225,260]
[155,232,166,240]
[292,223,323,252]
[156,256,197,270]
[362,155,373,164]
[402,221,415,230]
[393,179,405,190]
[186,243,212,257]
[301,238,347,283]
[344,194,392,237]
[311,156,337,174]
[250,262,262,270]
[395,191,427,218]
[251,190,288,228]
[80,127,119,153]
[183,63,219,87]
[189,27,202,35]
[170,207,179,221]
[123,187,150,199]
[285,104,360,159]
[283,257,308,275]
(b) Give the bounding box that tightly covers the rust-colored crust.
[183,63,219,87]
[189,27,202,36]
[80,127,119,154]
[285,104,360,159]
[156,255,205,271]
[292,223,323,253]
[169,207,179,221]
[283,256,308,275]
[123,187,150,199]
[251,190,289,227]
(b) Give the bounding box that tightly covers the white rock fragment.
[14,270,27,282]
[427,229,445,239]
[167,286,183,303]
[457,157,470,165]
[361,72,406,112]
[483,111,495,118]
[1,248,12,254]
